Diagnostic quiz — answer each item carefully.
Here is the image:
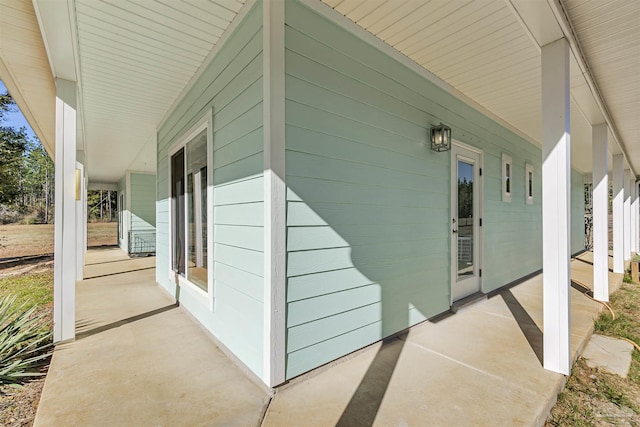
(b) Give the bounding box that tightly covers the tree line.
[1,91,119,225]
[0,92,54,224]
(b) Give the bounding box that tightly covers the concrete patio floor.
[34,248,623,426]
[34,248,270,427]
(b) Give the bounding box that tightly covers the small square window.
[502,153,512,203]
[525,163,534,205]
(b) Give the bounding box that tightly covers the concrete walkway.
[35,249,623,426]
[34,248,269,426]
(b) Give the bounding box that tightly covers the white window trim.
[525,163,534,205]
[502,153,512,203]
[167,108,215,311]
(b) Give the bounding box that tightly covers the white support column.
[53,78,77,343]
[592,124,609,301]
[636,181,640,254]
[612,155,625,273]
[75,162,85,280]
[84,176,88,258]
[631,175,637,255]
[262,0,286,387]
[624,169,631,260]
[541,38,571,376]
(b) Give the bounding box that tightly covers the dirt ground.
[547,280,640,426]
[0,222,117,259]
[0,378,47,427]
[0,262,53,427]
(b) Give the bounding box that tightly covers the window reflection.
[457,160,474,279]
[186,130,208,291]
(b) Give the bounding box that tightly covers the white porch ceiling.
[562,0,640,171]
[322,0,639,175]
[73,0,246,183]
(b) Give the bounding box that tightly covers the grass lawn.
[0,269,54,426]
[547,281,640,426]
[0,222,117,259]
[0,271,53,310]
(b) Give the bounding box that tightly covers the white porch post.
[75,162,85,280]
[624,169,631,260]
[636,181,640,254]
[541,38,571,375]
[612,155,625,273]
[592,124,609,301]
[53,78,77,343]
[631,176,637,255]
[263,0,286,387]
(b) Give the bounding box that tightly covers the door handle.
[452,229,458,233]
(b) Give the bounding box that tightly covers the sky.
[0,80,37,141]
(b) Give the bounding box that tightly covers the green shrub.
[0,295,52,385]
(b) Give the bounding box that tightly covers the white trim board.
[165,108,215,312]
[263,0,286,388]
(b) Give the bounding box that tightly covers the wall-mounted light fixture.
[75,169,81,201]
[430,122,451,152]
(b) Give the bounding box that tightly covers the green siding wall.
[283,0,561,379]
[130,173,156,231]
[572,169,586,255]
[156,2,264,378]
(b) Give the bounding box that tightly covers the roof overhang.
[0,0,56,157]
[1,0,637,181]
[320,0,639,176]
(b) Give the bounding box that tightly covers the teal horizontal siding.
[283,0,555,379]
[156,1,264,379]
[130,173,156,230]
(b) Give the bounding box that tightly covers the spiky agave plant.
[0,295,52,385]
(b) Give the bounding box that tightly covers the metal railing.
[128,230,156,256]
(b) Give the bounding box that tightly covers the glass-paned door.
[451,144,482,302]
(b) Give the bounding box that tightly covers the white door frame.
[450,141,484,303]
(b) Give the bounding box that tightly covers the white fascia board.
[0,58,55,157]
[32,0,77,82]
[33,0,88,170]
[87,182,118,191]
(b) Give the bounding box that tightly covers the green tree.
[0,90,54,221]
[0,92,28,204]
[22,141,54,222]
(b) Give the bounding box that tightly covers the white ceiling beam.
[546,0,635,177]
[33,0,87,166]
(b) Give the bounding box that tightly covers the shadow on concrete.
[336,335,406,427]
[76,304,178,340]
[573,256,613,273]
[86,244,119,250]
[84,258,135,266]
[500,289,543,366]
[84,266,155,280]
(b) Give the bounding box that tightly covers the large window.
[170,117,211,295]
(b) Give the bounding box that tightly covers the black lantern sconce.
[430,122,452,152]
